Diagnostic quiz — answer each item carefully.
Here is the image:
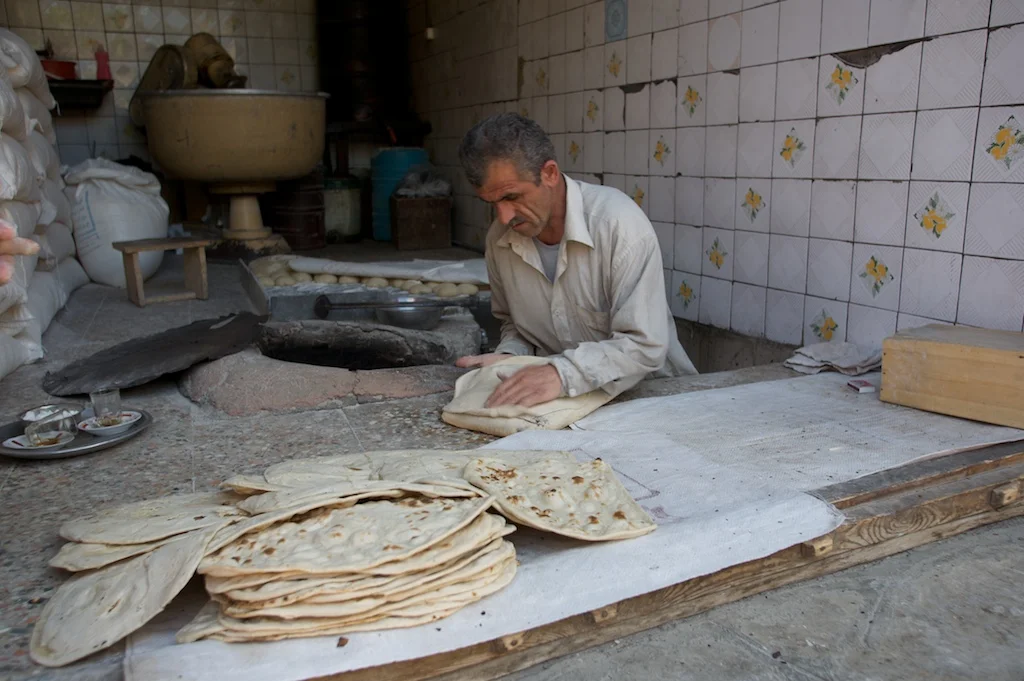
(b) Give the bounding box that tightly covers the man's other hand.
[455,353,513,369]
[0,220,39,286]
[485,364,562,408]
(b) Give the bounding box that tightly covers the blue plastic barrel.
[371,147,429,241]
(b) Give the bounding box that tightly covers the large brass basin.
[140,90,328,241]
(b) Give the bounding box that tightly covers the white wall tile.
[677,20,708,76]
[905,181,969,253]
[734,228,771,284]
[926,0,991,35]
[653,0,681,28]
[858,112,915,180]
[584,131,605,172]
[855,180,910,245]
[652,28,678,80]
[627,34,653,84]
[676,127,707,176]
[772,119,815,178]
[603,131,627,173]
[868,0,926,46]
[651,129,676,176]
[671,269,701,320]
[911,108,978,182]
[804,296,848,343]
[850,244,903,311]
[628,175,651,215]
[918,30,986,110]
[699,275,733,328]
[964,182,1024,258]
[972,106,1024,183]
[707,13,742,71]
[650,176,677,222]
[813,116,862,179]
[991,0,1024,26]
[651,80,677,128]
[736,122,775,178]
[710,0,743,18]
[820,0,869,53]
[566,91,584,131]
[765,288,806,344]
[956,256,1024,331]
[705,177,738,228]
[705,125,739,177]
[549,12,567,55]
[810,180,857,241]
[899,248,963,321]
[653,221,676,267]
[778,0,822,61]
[566,50,585,92]
[677,74,708,126]
[770,179,813,236]
[605,174,627,193]
[677,176,705,224]
[740,2,778,67]
[626,86,651,129]
[674,223,705,272]
[703,227,735,279]
[981,24,1024,106]
[564,133,584,171]
[583,90,604,131]
[864,42,922,114]
[846,304,898,349]
[626,129,651,174]
[740,63,777,123]
[731,282,767,336]
[680,0,710,25]
[566,7,586,52]
[897,312,951,332]
[629,0,655,36]
[549,54,567,94]
[706,71,740,125]
[605,87,625,130]
[775,57,818,121]
[584,46,606,89]
[768,233,809,293]
[584,2,604,46]
[807,238,853,301]
[817,59,865,118]
[736,178,772,231]
[605,42,627,87]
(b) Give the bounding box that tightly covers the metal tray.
[0,409,153,461]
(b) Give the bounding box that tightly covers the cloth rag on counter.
[784,342,881,376]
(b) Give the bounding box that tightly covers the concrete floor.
[0,259,1021,681]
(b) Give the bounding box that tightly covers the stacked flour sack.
[0,29,89,381]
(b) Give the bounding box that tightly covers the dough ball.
[402,279,423,290]
[424,282,440,291]
[338,276,360,284]
[364,277,389,288]
[435,283,459,298]
[455,283,479,296]
[390,278,406,288]
[314,274,338,284]
[274,275,297,286]
[257,276,276,287]
[293,272,313,283]
[408,284,432,294]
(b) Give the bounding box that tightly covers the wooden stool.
[112,237,215,307]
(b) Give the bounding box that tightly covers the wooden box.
[880,324,1024,429]
[391,196,452,251]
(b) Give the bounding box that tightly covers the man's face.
[476,159,560,239]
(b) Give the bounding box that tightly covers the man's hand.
[0,220,38,286]
[486,364,563,408]
[455,353,513,369]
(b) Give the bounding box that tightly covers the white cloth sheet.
[287,257,489,285]
[124,372,1024,681]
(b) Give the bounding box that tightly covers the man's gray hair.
[458,113,557,187]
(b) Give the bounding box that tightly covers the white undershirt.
[533,238,560,283]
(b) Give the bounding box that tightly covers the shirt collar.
[496,174,595,250]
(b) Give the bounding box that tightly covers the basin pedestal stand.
[210,182,291,258]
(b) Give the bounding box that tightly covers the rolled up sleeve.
[550,236,671,398]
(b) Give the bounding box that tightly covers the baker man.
[455,113,697,409]
[0,219,38,286]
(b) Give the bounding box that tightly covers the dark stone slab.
[42,312,266,396]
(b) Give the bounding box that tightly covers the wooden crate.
[880,324,1024,429]
[391,196,452,250]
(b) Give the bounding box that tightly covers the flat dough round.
[257,276,276,287]
[292,272,313,283]
[435,283,459,298]
[408,284,432,294]
[275,275,297,286]
[314,274,338,284]
[364,277,388,288]
[338,275,360,284]
[455,283,479,295]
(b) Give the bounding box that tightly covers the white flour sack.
[17,90,56,144]
[0,199,41,238]
[0,29,56,108]
[65,159,169,288]
[25,131,59,180]
[0,133,40,202]
[0,69,28,141]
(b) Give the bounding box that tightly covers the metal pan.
[0,409,153,461]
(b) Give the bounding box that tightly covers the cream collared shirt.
[486,175,698,399]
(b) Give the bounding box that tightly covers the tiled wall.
[1,0,319,166]
[410,0,1024,349]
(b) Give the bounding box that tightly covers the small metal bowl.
[375,296,443,331]
[19,403,85,432]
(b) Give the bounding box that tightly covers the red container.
[41,59,77,80]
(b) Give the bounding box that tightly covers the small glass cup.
[90,389,123,427]
[24,411,75,447]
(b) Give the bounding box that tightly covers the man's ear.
[540,160,560,187]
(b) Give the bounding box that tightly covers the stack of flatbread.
[31,448,656,667]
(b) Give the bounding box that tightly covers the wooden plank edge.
[308,469,1024,681]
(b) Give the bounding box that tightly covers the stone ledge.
[179,349,466,416]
